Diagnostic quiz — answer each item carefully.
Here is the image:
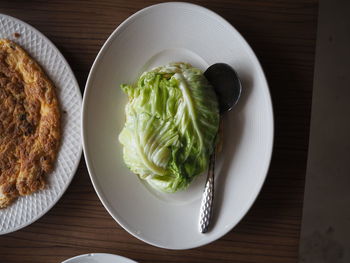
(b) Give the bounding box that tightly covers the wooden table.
[0,1,318,262]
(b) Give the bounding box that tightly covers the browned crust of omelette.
[0,39,60,208]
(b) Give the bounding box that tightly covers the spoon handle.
[199,152,215,233]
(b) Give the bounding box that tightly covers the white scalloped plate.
[83,3,273,249]
[0,14,82,234]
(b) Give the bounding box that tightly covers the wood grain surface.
[0,0,318,262]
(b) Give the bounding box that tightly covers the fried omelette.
[0,39,60,208]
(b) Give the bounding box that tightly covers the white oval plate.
[83,2,273,249]
[0,14,82,234]
[62,253,137,263]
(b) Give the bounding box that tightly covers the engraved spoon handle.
[199,152,215,233]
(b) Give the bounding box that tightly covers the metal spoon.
[199,63,242,233]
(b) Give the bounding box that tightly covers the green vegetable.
[119,62,219,192]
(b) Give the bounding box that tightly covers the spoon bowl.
[204,63,242,114]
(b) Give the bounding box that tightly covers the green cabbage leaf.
[119,63,219,192]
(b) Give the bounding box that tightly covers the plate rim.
[82,2,274,249]
[61,253,137,263]
[0,13,83,235]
